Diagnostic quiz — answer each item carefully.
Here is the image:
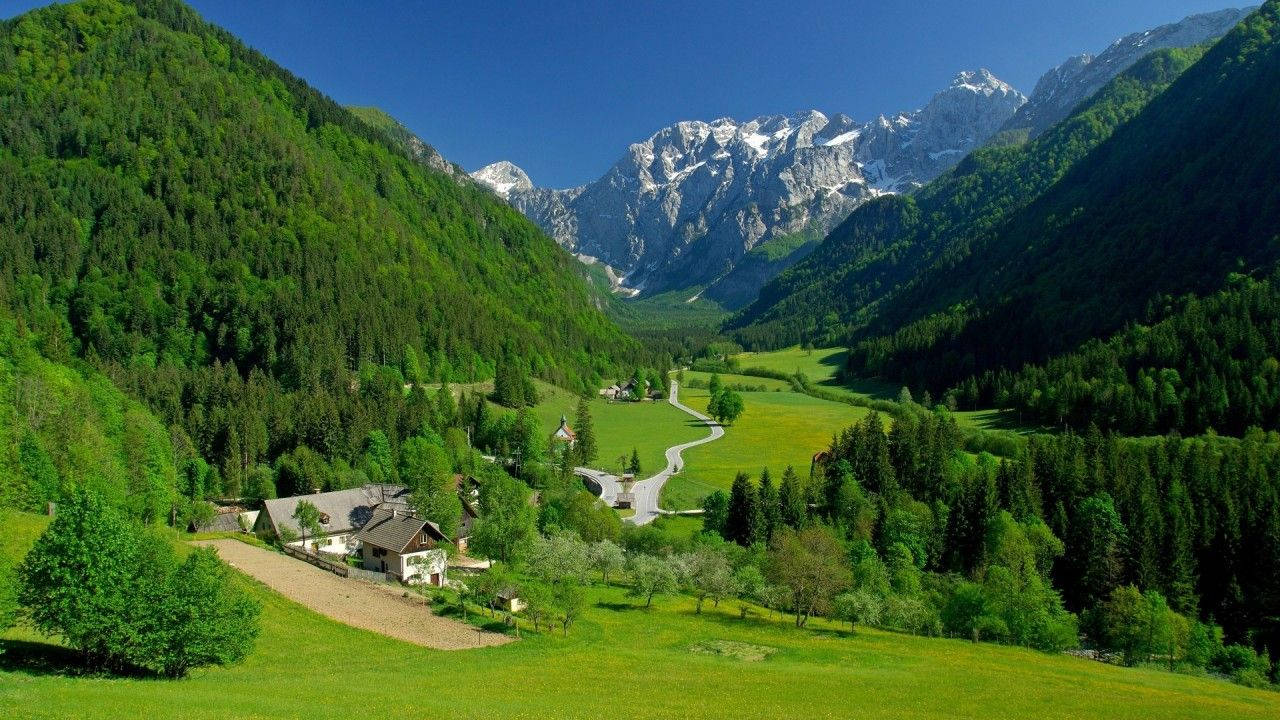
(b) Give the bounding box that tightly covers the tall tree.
[471,472,537,563]
[758,468,782,543]
[767,526,852,627]
[18,489,139,669]
[724,472,761,547]
[573,396,598,467]
[292,500,323,550]
[778,465,807,530]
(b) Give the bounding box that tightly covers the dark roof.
[191,507,250,533]
[261,484,409,537]
[356,507,447,553]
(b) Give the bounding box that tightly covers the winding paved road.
[576,380,723,525]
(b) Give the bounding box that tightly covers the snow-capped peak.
[471,160,534,198]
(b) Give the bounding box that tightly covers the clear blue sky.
[3,1,1251,187]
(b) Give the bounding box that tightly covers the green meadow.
[730,346,1025,433]
[527,383,706,476]
[1,512,1274,720]
[662,385,872,510]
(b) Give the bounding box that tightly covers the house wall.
[400,549,448,586]
[361,544,446,585]
[289,532,355,556]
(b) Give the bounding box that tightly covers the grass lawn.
[526,382,706,476]
[662,386,872,510]
[731,347,1028,433]
[682,369,793,392]
[2,509,1274,720]
[733,346,851,381]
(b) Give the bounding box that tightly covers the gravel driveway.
[193,539,511,650]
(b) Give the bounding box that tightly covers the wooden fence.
[282,544,392,583]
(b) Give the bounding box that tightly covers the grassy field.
[2,510,1274,720]
[662,386,872,510]
[526,382,706,476]
[731,347,1025,433]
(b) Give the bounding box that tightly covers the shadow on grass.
[692,608,856,640]
[0,639,157,678]
[595,601,640,612]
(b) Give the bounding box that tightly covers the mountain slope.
[1003,7,1254,138]
[0,316,175,521]
[847,2,1280,395]
[729,43,1209,346]
[474,70,1025,305]
[0,0,640,483]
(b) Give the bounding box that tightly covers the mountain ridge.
[473,69,1025,305]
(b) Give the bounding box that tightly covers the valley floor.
[2,571,1274,720]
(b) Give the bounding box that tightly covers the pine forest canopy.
[0,0,646,489]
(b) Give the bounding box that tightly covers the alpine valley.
[472,7,1254,309]
[3,2,1280,720]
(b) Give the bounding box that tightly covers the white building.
[355,507,449,586]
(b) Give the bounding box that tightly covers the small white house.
[355,507,449,586]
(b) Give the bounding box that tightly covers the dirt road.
[193,539,510,650]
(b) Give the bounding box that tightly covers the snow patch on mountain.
[472,69,1025,303]
[470,160,533,199]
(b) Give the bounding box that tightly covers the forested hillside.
[846,2,1280,397]
[0,0,641,496]
[0,317,174,521]
[964,275,1280,436]
[731,3,1280,442]
[728,44,1208,347]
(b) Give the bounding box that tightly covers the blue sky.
[3,1,1251,187]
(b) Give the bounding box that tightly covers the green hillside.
[848,2,1280,395]
[0,318,174,521]
[0,0,640,486]
[728,43,1209,348]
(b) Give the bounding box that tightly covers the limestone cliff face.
[473,70,1024,304]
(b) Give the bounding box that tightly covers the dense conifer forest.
[0,0,644,500]
[733,4,1280,434]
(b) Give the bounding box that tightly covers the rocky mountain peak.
[1004,7,1255,137]
[470,160,533,198]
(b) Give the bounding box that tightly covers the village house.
[355,507,449,586]
[615,473,636,509]
[253,484,411,554]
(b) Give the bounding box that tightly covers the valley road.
[576,380,724,525]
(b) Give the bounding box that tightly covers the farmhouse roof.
[356,507,447,553]
[261,484,409,537]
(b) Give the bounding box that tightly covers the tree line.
[693,409,1279,685]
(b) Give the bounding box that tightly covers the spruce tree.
[434,384,458,430]
[725,472,761,547]
[629,447,642,476]
[778,465,806,529]
[758,467,782,543]
[573,396,598,466]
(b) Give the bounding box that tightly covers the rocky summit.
[473,69,1024,306]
